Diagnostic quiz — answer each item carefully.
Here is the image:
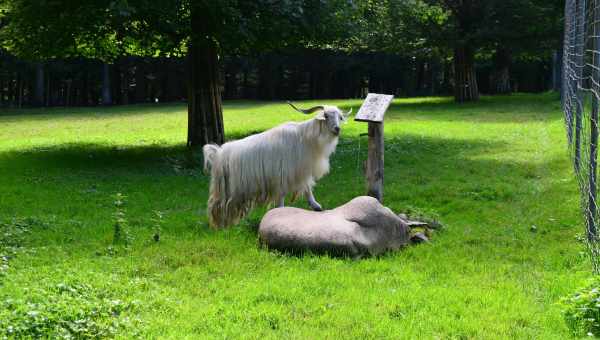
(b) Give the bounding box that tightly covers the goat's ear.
[315,111,326,120]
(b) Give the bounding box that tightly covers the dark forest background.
[0,50,560,108]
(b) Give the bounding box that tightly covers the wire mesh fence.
[563,0,600,271]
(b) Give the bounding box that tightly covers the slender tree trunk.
[102,63,112,105]
[135,61,146,103]
[187,5,224,147]
[453,46,479,102]
[34,63,44,106]
[66,79,72,107]
[16,73,22,108]
[416,61,426,94]
[120,59,130,105]
[242,69,249,99]
[81,69,89,106]
[111,60,122,105]
[45,71,51,107]
[490,48,512,95]
[430,61,438,96]
[0,76,4,107]
[258,55,276,100]
[10,72,17,106]
[165,59,178,102]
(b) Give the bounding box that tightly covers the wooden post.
[355,93,394,202]
[367,121,384,201]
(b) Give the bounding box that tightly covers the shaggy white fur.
[203,105,348,228]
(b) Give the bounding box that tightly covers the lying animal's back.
[258,197,411,257]
[259,207,363,256]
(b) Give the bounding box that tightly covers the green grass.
[0,93,591,338]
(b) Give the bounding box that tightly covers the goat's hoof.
[311,204,323,212]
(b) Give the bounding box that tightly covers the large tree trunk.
[453,46,479,102]
[187,5,224,147]
[34,63,44,106]
[490,48,512,95]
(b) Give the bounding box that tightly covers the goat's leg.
[278,194,286,208]
[305,187,323,211]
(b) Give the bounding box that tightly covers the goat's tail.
[203,145,247,228]
[202,144,220,174]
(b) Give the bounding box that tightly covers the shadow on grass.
[0,130,573,258]
[0,132,507,176]
[0,100,304,119]
[0,127,557,227]
[0,142,196,175]
[0,102,188,119]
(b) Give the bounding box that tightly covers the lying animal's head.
[287,102,352,136]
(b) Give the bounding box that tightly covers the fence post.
[574,0,586,173]
[588,0,599,248]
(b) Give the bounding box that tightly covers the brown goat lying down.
[258,196,411,257]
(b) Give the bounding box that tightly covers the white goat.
[203,102,351,228]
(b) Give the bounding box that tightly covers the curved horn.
[287,101,324,115]
[342,107,353,120]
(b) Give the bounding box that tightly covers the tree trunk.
[453,46,479,102]
[65,79,72,107]
[134,61,146,103]
[0,76,4,107]
[102,63,112,105]
[187,5,224,147]
[121,59,130,105]
[45,72,51,106]
[17,73,23,108]
[258,55,277,100]
[416,61,426,94]
[490,48,512,95]
[80,69,89,106]
[10,73,17,106]
[34,63,44,106]
[165,59,179,102]
[430,61,438,96]
[111,60,122,105]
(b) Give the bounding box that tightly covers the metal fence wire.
[563,0,600,271]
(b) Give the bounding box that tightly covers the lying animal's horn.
[287,101,324,114]
[344,108,353,118]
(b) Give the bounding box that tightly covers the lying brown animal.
[259,196,411,257]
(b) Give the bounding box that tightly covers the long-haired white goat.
[203,102,352,228]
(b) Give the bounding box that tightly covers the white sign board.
[354,93,394,123]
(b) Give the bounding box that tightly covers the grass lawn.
[0,93,591,338]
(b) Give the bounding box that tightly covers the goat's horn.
[344,108,353,117]
[287,101,324,114]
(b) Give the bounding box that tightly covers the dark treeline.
[0,50,556,108]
